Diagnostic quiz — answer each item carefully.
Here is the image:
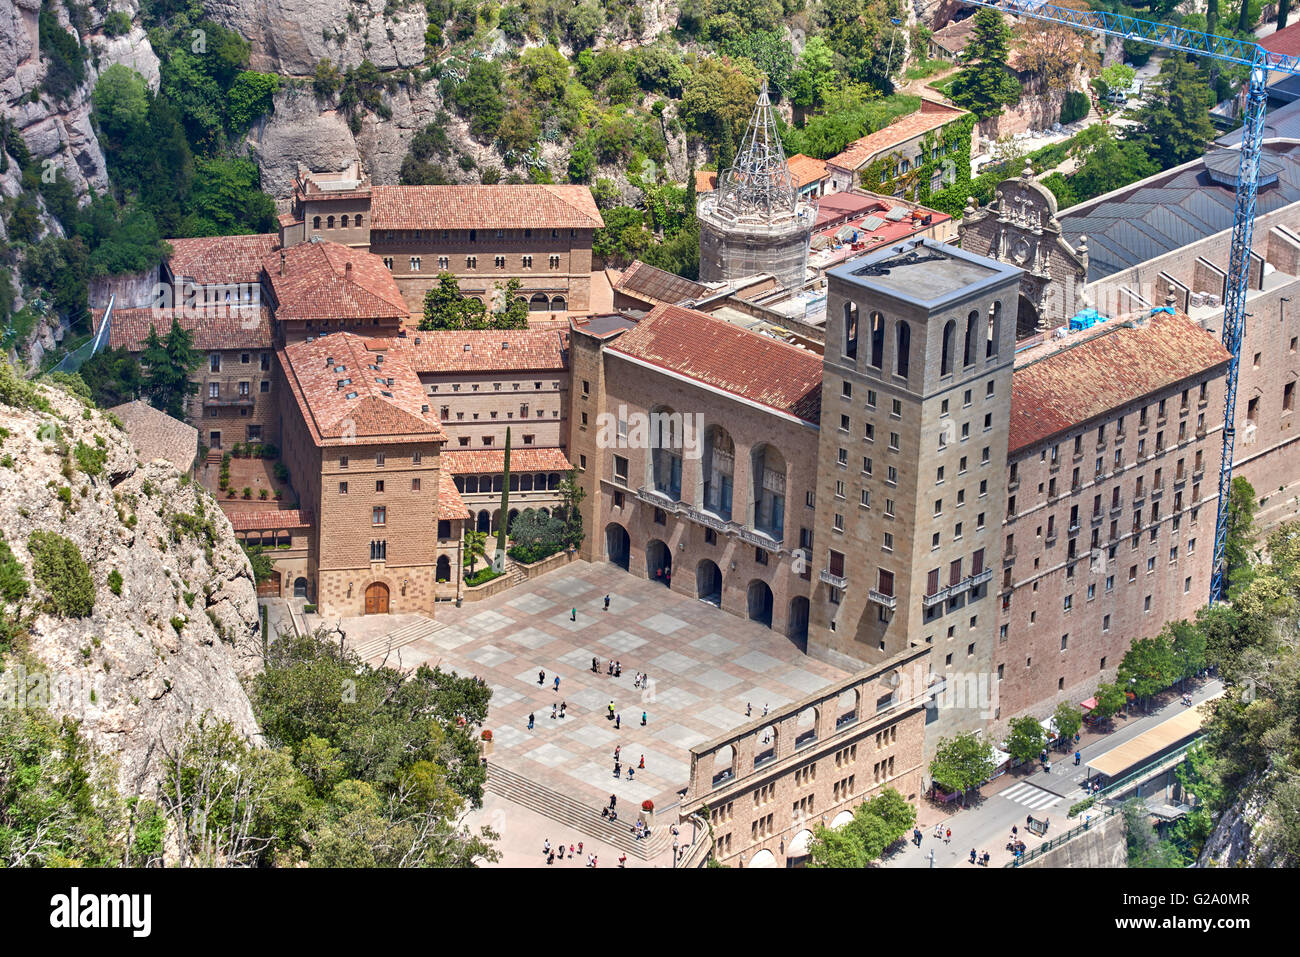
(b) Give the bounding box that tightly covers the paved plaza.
[354,560,848,818]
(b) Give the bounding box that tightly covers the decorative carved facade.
[959,164,1090,337]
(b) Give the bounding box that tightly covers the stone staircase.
[205,448,223,466]
[486,763,674,860]
[350,617,447,662]
[504,560,528,588]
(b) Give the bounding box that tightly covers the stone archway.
[1016,292,1040,340]
[293,576,308,599]
[787,595,809,647]
[476,509,491,534]
[646,538,672,586]
[436,555,452,582]
[605,522,630,570]
[747,580,774,627]
[697,559,723,606]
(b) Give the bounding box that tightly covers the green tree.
[1119,634,1179,709]
[140,318,201,420]
[91,65,150,147]
[226,71,280,131]
[1224,475,1258,592]
[0,535,29,608]
[1005,715,1047,766]
[452,59,507,140]
[78,345,143,407]
[790,36,839,108]
[241,543,276,584]
[1123,797,1183,867]
[1129,54,1215,168]
[1053,701,1083,744]
[463,529,489,574]
[1092,681,1128,721]
[929,732,996,802]
[420,273,488,330]
[1168,619,1208,686]
[948,8,1021,119]
[27,530,95,618]
[680,56,760,147]
[496,427,511,564]
[493,279,530,329]
[182,157,277,236]
[557,469,586,547]
[807,786,915,867]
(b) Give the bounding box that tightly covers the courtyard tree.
[1130,54,1216,169]
[1224,476,1259,593]
[1168,619,1208,688]
[1092,681,1128,722]
[557,469,586,547]
[1119,634,1179,711]
[1005,715,1047,767]
[496,427,511,567]
[463,530,489,575]
[1053,701,1083,746]
[928,732,996,803]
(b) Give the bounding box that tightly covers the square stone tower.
[807,239,1021,745]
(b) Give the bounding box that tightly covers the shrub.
[74,440,107,477]
[107,569,123,596]
[302,603,317,613]
[258,488,269,500]
[242,487,252,499]
[27,531,95,618]
[0,537,29,605]
[1060,90,1090,125]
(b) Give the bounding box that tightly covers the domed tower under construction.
[698,81,816,290]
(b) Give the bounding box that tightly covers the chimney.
[279,250,286,277]
[345,260,353,280]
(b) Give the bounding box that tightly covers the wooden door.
[364,582,389,615]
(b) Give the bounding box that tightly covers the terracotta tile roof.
[696,170,719,193]
[437,471,472,520]
[227,509,312,531]
[787,153,830,188]
[397,329,567,374]
[1262,21,1300,57]
[614,260,709,306]
[370,185,604,230]
[264,239,409,323]
[930,16,978,57]
[107,400,197,471]
[440,447,573,474]
[607,304,823,423]
[827,100,969,172]
[1009,310,1230,454]
[94,306,273,351]
[165,234,278,285]
[279,332,446,447]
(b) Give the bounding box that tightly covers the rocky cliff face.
[1198,781,1279,867]
[0,380,262,795]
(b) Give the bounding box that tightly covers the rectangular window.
[338,481,348,494]
[373,506,386,526]
[370,540,387,561]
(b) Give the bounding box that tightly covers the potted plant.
[639,798,655,829]
[274,489,283,501]
[480,729,494,757]
[258,488,269,500]
[242,487,252,499]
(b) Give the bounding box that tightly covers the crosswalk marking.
[1000,782,1064,810]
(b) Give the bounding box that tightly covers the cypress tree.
[496,426,511,567]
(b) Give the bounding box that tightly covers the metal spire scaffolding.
[711,80,801,225]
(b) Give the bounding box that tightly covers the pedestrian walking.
[538,670,546,686]
[614,761,621,778]
[550,703,557,720]
[607,660,614,675]
[762,703,769,717]
[570,607,576,622]
[615,713,621,729]
[578,841,584,855]
[604,594,611,611]
[608,795,616,812]
[746,702,752,717]
[558,844,565,860]
[569,844,576,856]
[1045,760,1052,774]
[619,853,627,868]
[970,848,977,864]
[614,745,621,761]
[615,661,622,678]
[945,828,951,844]
[913,827,922,847]
[641,711,647,726]
[592,657,599,673]
[543,839,551,856]
[608,700,615,720]
[554,675,561,692]
[559,701,566,718]
[1074,750,1081,766]
[528,712,535,730]
[547,850,555,865]
[638,754,645,769]
[627,766,635,781]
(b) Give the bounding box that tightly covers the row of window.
[210,352,271,373]
[843,302,1004,376]
[393,254,563,272]
[375,227,580,242]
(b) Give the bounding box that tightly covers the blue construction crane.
[959,1,1300,604]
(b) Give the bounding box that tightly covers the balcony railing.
[204,395,254,408]
[820,568,848,589]
[868,589,897,610]
[969,568,993,588]
[922,587,950,609]
[636,488,786,553]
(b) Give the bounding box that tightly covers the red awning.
[1080,697,1097,711]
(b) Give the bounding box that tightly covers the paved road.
[883,678,1223,868]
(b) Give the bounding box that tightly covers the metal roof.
[1060,141,1300,281]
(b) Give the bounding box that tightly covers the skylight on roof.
[345,391,358,399]
[380,390,394,398]
[334,365,346,373]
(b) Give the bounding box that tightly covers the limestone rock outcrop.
[0,381,263,795]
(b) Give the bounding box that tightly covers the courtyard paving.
[355,560,848,819]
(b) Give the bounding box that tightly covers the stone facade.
[682,647,928,867]
[192,345,280,451]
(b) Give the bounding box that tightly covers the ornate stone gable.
[959,163,1090,336]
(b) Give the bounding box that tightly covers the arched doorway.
[364,581,390,615]
[787,596,810,648]
[831,810,854,829]
[787,829,814,868]
[646,538,672,586]
[293,576,308,599]
[605,523,630,570]
[436,555,451,581]
[476,509,491,533]
[1016,292,1040,340]
[696,559,723,605]
[748,849,777,868]
[747,580,774,627]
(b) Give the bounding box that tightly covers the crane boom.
[957,0,1289,603]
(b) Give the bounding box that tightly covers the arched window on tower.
[844,302,859,360]
[964,310,978,367]
[987,301,1002,359]
[896,321,911,379]
[941,320,956,376]
[869,312,885,369]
